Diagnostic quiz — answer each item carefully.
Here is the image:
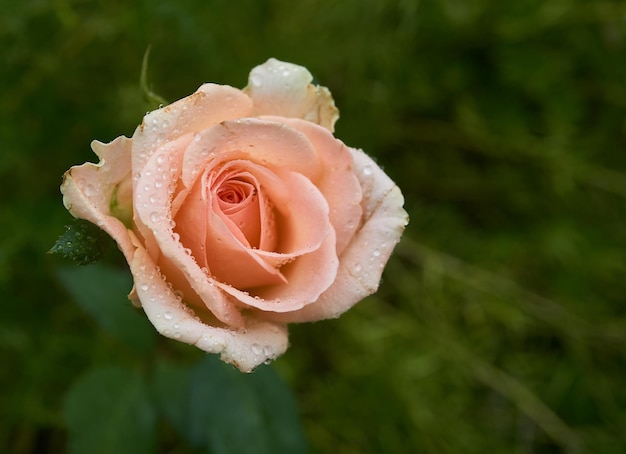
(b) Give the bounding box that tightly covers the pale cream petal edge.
[243,58,339,132]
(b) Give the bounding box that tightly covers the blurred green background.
[2,0,626,452]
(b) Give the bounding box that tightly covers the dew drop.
[173,331,182,339]
[140,283,149,291]
[251,343,262,355]
[373,249,381,257]
[149,194,157,204]
[363,166,373,176]
[263,345,273,356]
[174,289,184,300]
[172,232,180,242]
[154,180,163,188]
[163,311,173,320]
[150,212,160,223]
[354,263,363,272]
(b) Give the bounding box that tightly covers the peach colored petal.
[216,226,338,312]
[132,84,253,175]
[175,160,285,289]
[60,136,135,263]
[264,149,408,323]
[130,245,288,373]
[181,118,322,189]
[134,134,244,328]
[213,172,339,312]
[243,58,339,132]
[262,116,363,255]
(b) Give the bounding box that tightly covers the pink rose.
[61,58,408,372]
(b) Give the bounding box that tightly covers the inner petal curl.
[210,168,264,249]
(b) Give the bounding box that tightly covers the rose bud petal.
[60,58,408,372]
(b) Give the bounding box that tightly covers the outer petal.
[243,58,339,132]
[133,135,245,328]
[132,84,253,176]
[61,136,135,263]
[265,149,408,323]
[130,245,288,373]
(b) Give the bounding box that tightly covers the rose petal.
[213,172,339,312]
[216,226,339,312]
[265,149,408,322]
[262,116,363,255]
[132,84,253,175]
[244,58,339,132]
[181,118,322,189]
[131,245,288,373]
[60,136,135,263]
[134,135,245,328]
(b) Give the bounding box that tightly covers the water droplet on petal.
[250,74,262,87]
[363,166,373,176]
[140,283,149,291]
[251,343,262,354]
[354,263,362,272]
[163,311,173,320]
[373,249,381,257]
[150,212,160,223]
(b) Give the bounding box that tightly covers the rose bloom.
[61,58,408,372]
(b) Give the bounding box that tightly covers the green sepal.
[48,218,110,265]
[140,45,169,110]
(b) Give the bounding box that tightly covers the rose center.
[217,180,255,210]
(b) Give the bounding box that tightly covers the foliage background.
[2,0,626,452]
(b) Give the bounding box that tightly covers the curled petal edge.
[131,245,289,372]
[264,149,408,323]
[60,136,136,264]
[244,58,339,132]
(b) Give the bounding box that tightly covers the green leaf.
[152,356,308,454]
[56,264,156,353]
[64,366,157,454]
[48,219,110,265]
[151,360,192,437]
